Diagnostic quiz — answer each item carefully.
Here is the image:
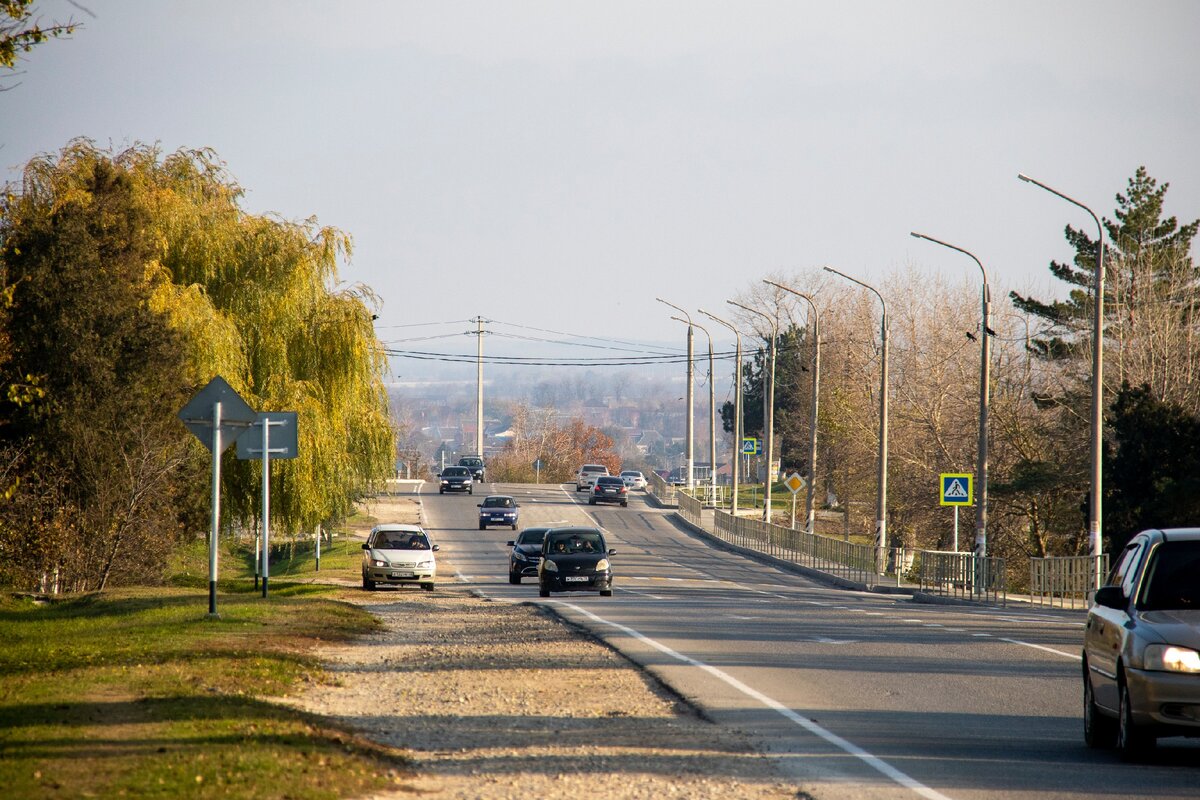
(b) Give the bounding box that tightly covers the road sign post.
[783,473,806,530]
[178,377,257,617]
[237,412,298,598]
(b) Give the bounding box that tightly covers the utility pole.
[657,299,695,491]
[469,316,488,457]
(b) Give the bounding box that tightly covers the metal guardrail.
[916,551,1007,605]
[676,490,703,526]
[710,508,887,587]
[1029,554,1108,609]
[645,470,677,506]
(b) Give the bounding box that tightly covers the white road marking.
[562,602,956,800]
[998,637,1081,661]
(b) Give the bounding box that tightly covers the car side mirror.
[361,543,370,550]
[515,503,520,507]
[506,541,515,547]
[1093,585,1125,609]
[608,548,617,555]
[477,503,482,507]
[431,544,440,551]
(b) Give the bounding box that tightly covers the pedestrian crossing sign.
[939,473,973,506]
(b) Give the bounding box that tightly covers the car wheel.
[621,500,628,507]
[600,589,613,597]
[468,487,473,494]
[509,572,520,584]
[362,574,375,591]
[439,488,444,494]
[1117,676,1155,760]
[589,498,596,505]
[1082,664,1116,748]
[479,523,486,531]
[538,584,550,598]
[420,583,434,592]
[512,523,518,530]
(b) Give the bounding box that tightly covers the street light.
[764,280,820,535]
[657,298,695,491]
[728,299,777,522]
[910,232,992,557]
[699,308,742,516]
[823,267,889,571]
[1018,173,1106,582]
[674,316,717,501]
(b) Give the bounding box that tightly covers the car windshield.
[547,532,604,554]
[460,458,483,466]
[373,532,430,550]
[1139,540,1200,610]
[517,529,546,545]
[483,497,514,508]
[443,467,468,476]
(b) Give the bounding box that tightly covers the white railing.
[645,470,678,506]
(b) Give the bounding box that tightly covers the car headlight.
[513,551,528,562]
[595,558,610,571]
[416,560,433,569]
[542,559,558,572]
[440,480,449,485]
[1144,644,1200,673]
[371,559,387,567]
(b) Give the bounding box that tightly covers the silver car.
[1083,528,1200,758]
[361,524,438,591]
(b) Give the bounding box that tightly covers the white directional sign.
[939,473,974,506]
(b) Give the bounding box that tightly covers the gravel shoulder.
[281,496,797,799]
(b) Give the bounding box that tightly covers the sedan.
[538,527,614,597]
[506,527,548,584]
[361,524,438,591]
[1083,528,1200,759]
[619,470,647,490]
[589,475,628,506]
[478,495,520,530]
[438,466,473,494]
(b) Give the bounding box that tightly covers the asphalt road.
[408,480,1198,800]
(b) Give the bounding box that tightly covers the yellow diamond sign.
[783,473,806,494]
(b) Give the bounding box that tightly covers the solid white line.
[561,602,956,800]
[998,637,1081,661]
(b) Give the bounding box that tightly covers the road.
[409,480,1197,800]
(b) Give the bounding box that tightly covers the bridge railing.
[676,490,703,527]
[645,470,677,506]
[1028,554,1107,609]
[916,550,1007,605]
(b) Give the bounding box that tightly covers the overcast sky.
[3,1,1198,377]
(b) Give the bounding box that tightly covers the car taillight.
[620,486,627,493]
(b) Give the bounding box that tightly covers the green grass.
[0,578,412,798]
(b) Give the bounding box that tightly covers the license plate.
[564,576,589,582]
[390,571,414,578]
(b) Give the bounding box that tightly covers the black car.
[538,527,614,597]
[506,527,548,584]
[438,466,473,494]
[589,475,629,506]
[458,455,486,482]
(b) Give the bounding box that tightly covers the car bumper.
[480,516,518,526]
[1125,666,1200,734]
[510,560,540,576]
[365,568,435,585]
[440,483,472,492]
[591,495,626,504]
[540,573,612,592]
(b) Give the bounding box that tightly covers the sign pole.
[953,506,959,552]
[208,400,222,617]
[315,524,321,572]
[261,417,271,598]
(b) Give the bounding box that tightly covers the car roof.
[546,526,604,536]
[483,494,515,501]
[372,523,424,534]
[443,466,469,472]
[1145,528,1200,542]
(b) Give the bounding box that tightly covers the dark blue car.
[478,495,519,530]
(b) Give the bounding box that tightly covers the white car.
[361,523,438,591]
[619,470,647,490]
[575,464,610,492]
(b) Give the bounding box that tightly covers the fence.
[710,508,889,587]
[676,490,703,527]
[645,470,677,506]
[1029,554,1108,609]
[916,550,1007,605]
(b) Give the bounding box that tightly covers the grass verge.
[0,579,413,799]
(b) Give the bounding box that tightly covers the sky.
[3,1,1199,381]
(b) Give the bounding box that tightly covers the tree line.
[0,141,394,592]
[725,167,1199,561]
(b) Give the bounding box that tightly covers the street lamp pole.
[764,280,821,535]
[658,298,695,491]
[910,232,992,557]
[700,308,742,515]
[728,300,777,523]
[1018,173,1106,583]
[823,267,889,571]
[677,317,717,501]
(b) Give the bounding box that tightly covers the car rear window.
[597,477,623,485]
[582,465,607,472]
[1139,540,1200,610]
